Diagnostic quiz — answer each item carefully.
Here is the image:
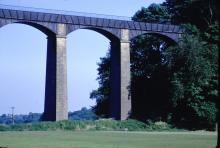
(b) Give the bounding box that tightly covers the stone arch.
[65,27,112,114]
[0,20,56,36]
[129,31,180,121]
[66,25,121,42]
[130,31,181,44]
[0,21,49,118]
[66,25,128,120]
[0,20,64,121]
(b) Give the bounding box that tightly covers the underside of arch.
[130,30,181,44]
[19,22,56,36]
[0,19,56,36]
[66,25,121,42]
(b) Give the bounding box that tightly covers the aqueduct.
[0,5,183,121]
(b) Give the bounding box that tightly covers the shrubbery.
[0,119,181,132]
[145,120,176,131]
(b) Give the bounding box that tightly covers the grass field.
[0,131,217,148]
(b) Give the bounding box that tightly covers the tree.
[91,3,174,121]
[130,35,173,121]
[90,1,218,130]
[68,107,97,120]
[163,0,219,130]
[132,3,171,23]
[164,0,219,29]
[166,32,218,129]
[90,51,111,117]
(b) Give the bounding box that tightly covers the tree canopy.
[90,0,218,130]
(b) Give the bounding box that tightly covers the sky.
[0,0,164,115]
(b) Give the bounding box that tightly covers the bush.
[120,119,147,131]
[146,120,174,131]
[0,119,181,132]
[0,124,10,131]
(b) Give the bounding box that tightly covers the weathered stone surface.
[55,36,68,121]
[120,29,131,120]
[55,24,68,121]
[43,24,68,121]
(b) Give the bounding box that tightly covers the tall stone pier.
[43,24,68,121]
[110,29,131,120]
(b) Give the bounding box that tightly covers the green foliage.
[119,119,148,131]
[167,34,216,83]
[0,108,97,124]
[91,1,174,122]
[130,33,172,121]
[132,3,170,23]
[90,0,219,131]
[146,120,175,131]
[0,124,10,131]
[90,51,111,117]
[0,113,41,124]
[163,0,219,29]
[166,33,218,130]
[0,119,177,132]
[68,107,97,120]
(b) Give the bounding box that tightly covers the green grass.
[0,131,217,148]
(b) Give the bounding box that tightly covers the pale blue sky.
[0,0,164,115]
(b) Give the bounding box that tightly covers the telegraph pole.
[11,107,15,125]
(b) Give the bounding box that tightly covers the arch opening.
[66,28,113,119]
[1,21,56,37]
[0,23,47,123]
[67,26,120,43]
[83,27,120,42]
[130,33,177,122]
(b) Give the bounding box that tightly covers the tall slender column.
[120,29,131,120]
[110,29,131,120]
[55,34,68,121]
[43,24,68,121]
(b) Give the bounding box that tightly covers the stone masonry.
[0,7,183,121]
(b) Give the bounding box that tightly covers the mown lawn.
[0,131,217,148]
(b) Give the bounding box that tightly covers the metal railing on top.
[0,4,132,21]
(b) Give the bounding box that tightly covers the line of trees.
[90,0,219,130]
[0,108,97,124]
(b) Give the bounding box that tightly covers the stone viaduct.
[0,5,183,121]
